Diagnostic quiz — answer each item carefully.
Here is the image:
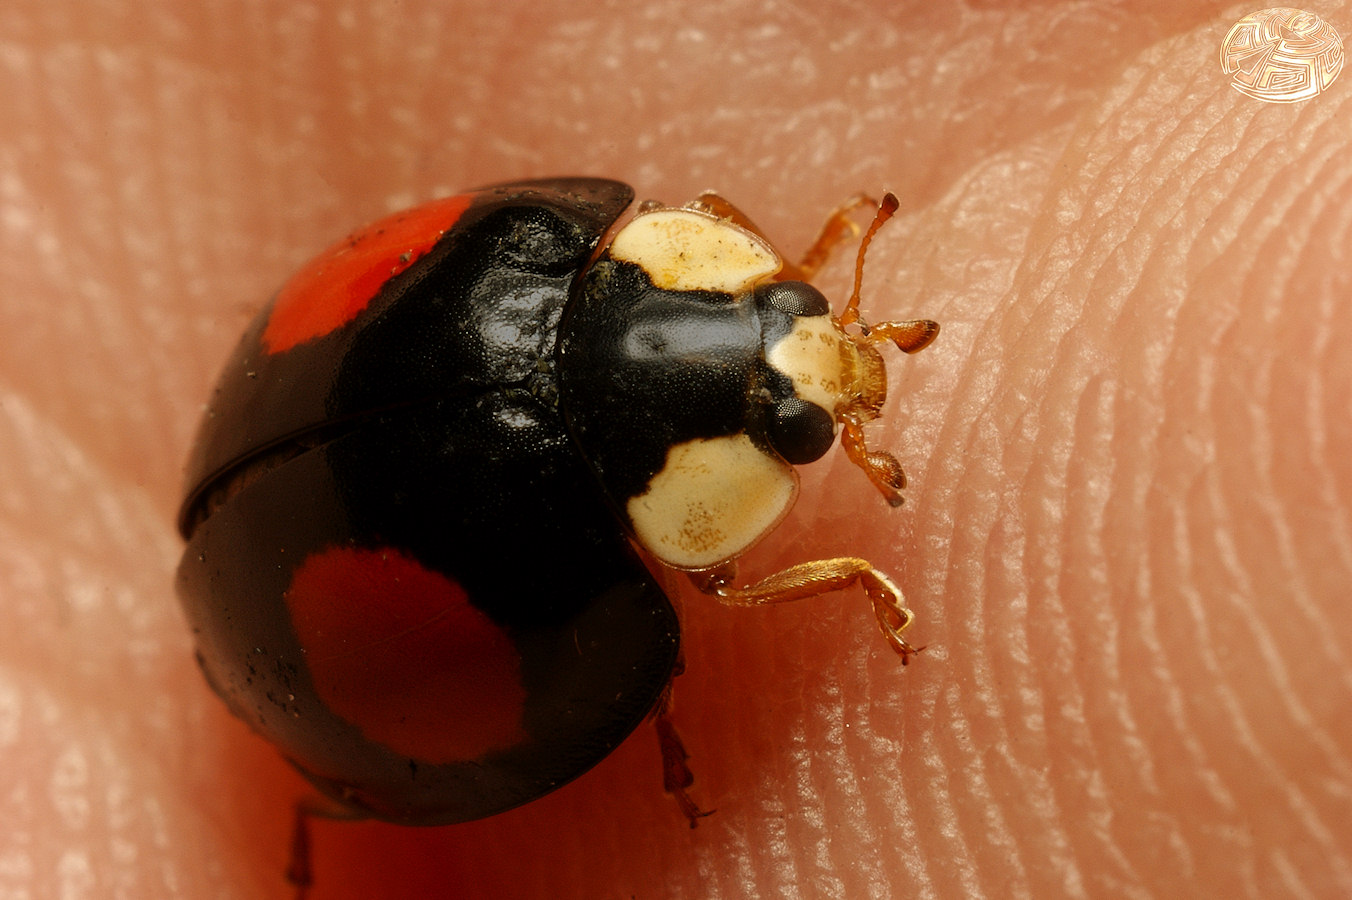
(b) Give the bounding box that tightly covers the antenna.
[838,192,899,329]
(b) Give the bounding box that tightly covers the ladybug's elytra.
[176,177,938,833]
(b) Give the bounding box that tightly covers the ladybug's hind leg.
[287,803,314,900]
[652,651,714,827]
[286,793,369,900]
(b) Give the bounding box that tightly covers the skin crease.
[2,0,1351,897]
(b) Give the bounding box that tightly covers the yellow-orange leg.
[691,559,923,663]
[838,317,938,505]
[790,193,877,282]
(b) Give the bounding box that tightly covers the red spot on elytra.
[262,193,474,354]
[286,546,527,763]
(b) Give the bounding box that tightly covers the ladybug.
[176,177,937,839]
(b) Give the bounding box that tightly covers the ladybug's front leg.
[788,193,878,282]
[690,560,924,664]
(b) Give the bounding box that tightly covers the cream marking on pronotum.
[608,208,780,292]
[627,434,797,570]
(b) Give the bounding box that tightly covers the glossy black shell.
[177,178,681,824]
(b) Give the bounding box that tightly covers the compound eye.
[755,281,830,318]
[766,397,836,465]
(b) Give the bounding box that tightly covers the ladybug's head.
[580,195,938,574]
[754,193,939,506]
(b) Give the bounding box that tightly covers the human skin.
[3,1,1350,897]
